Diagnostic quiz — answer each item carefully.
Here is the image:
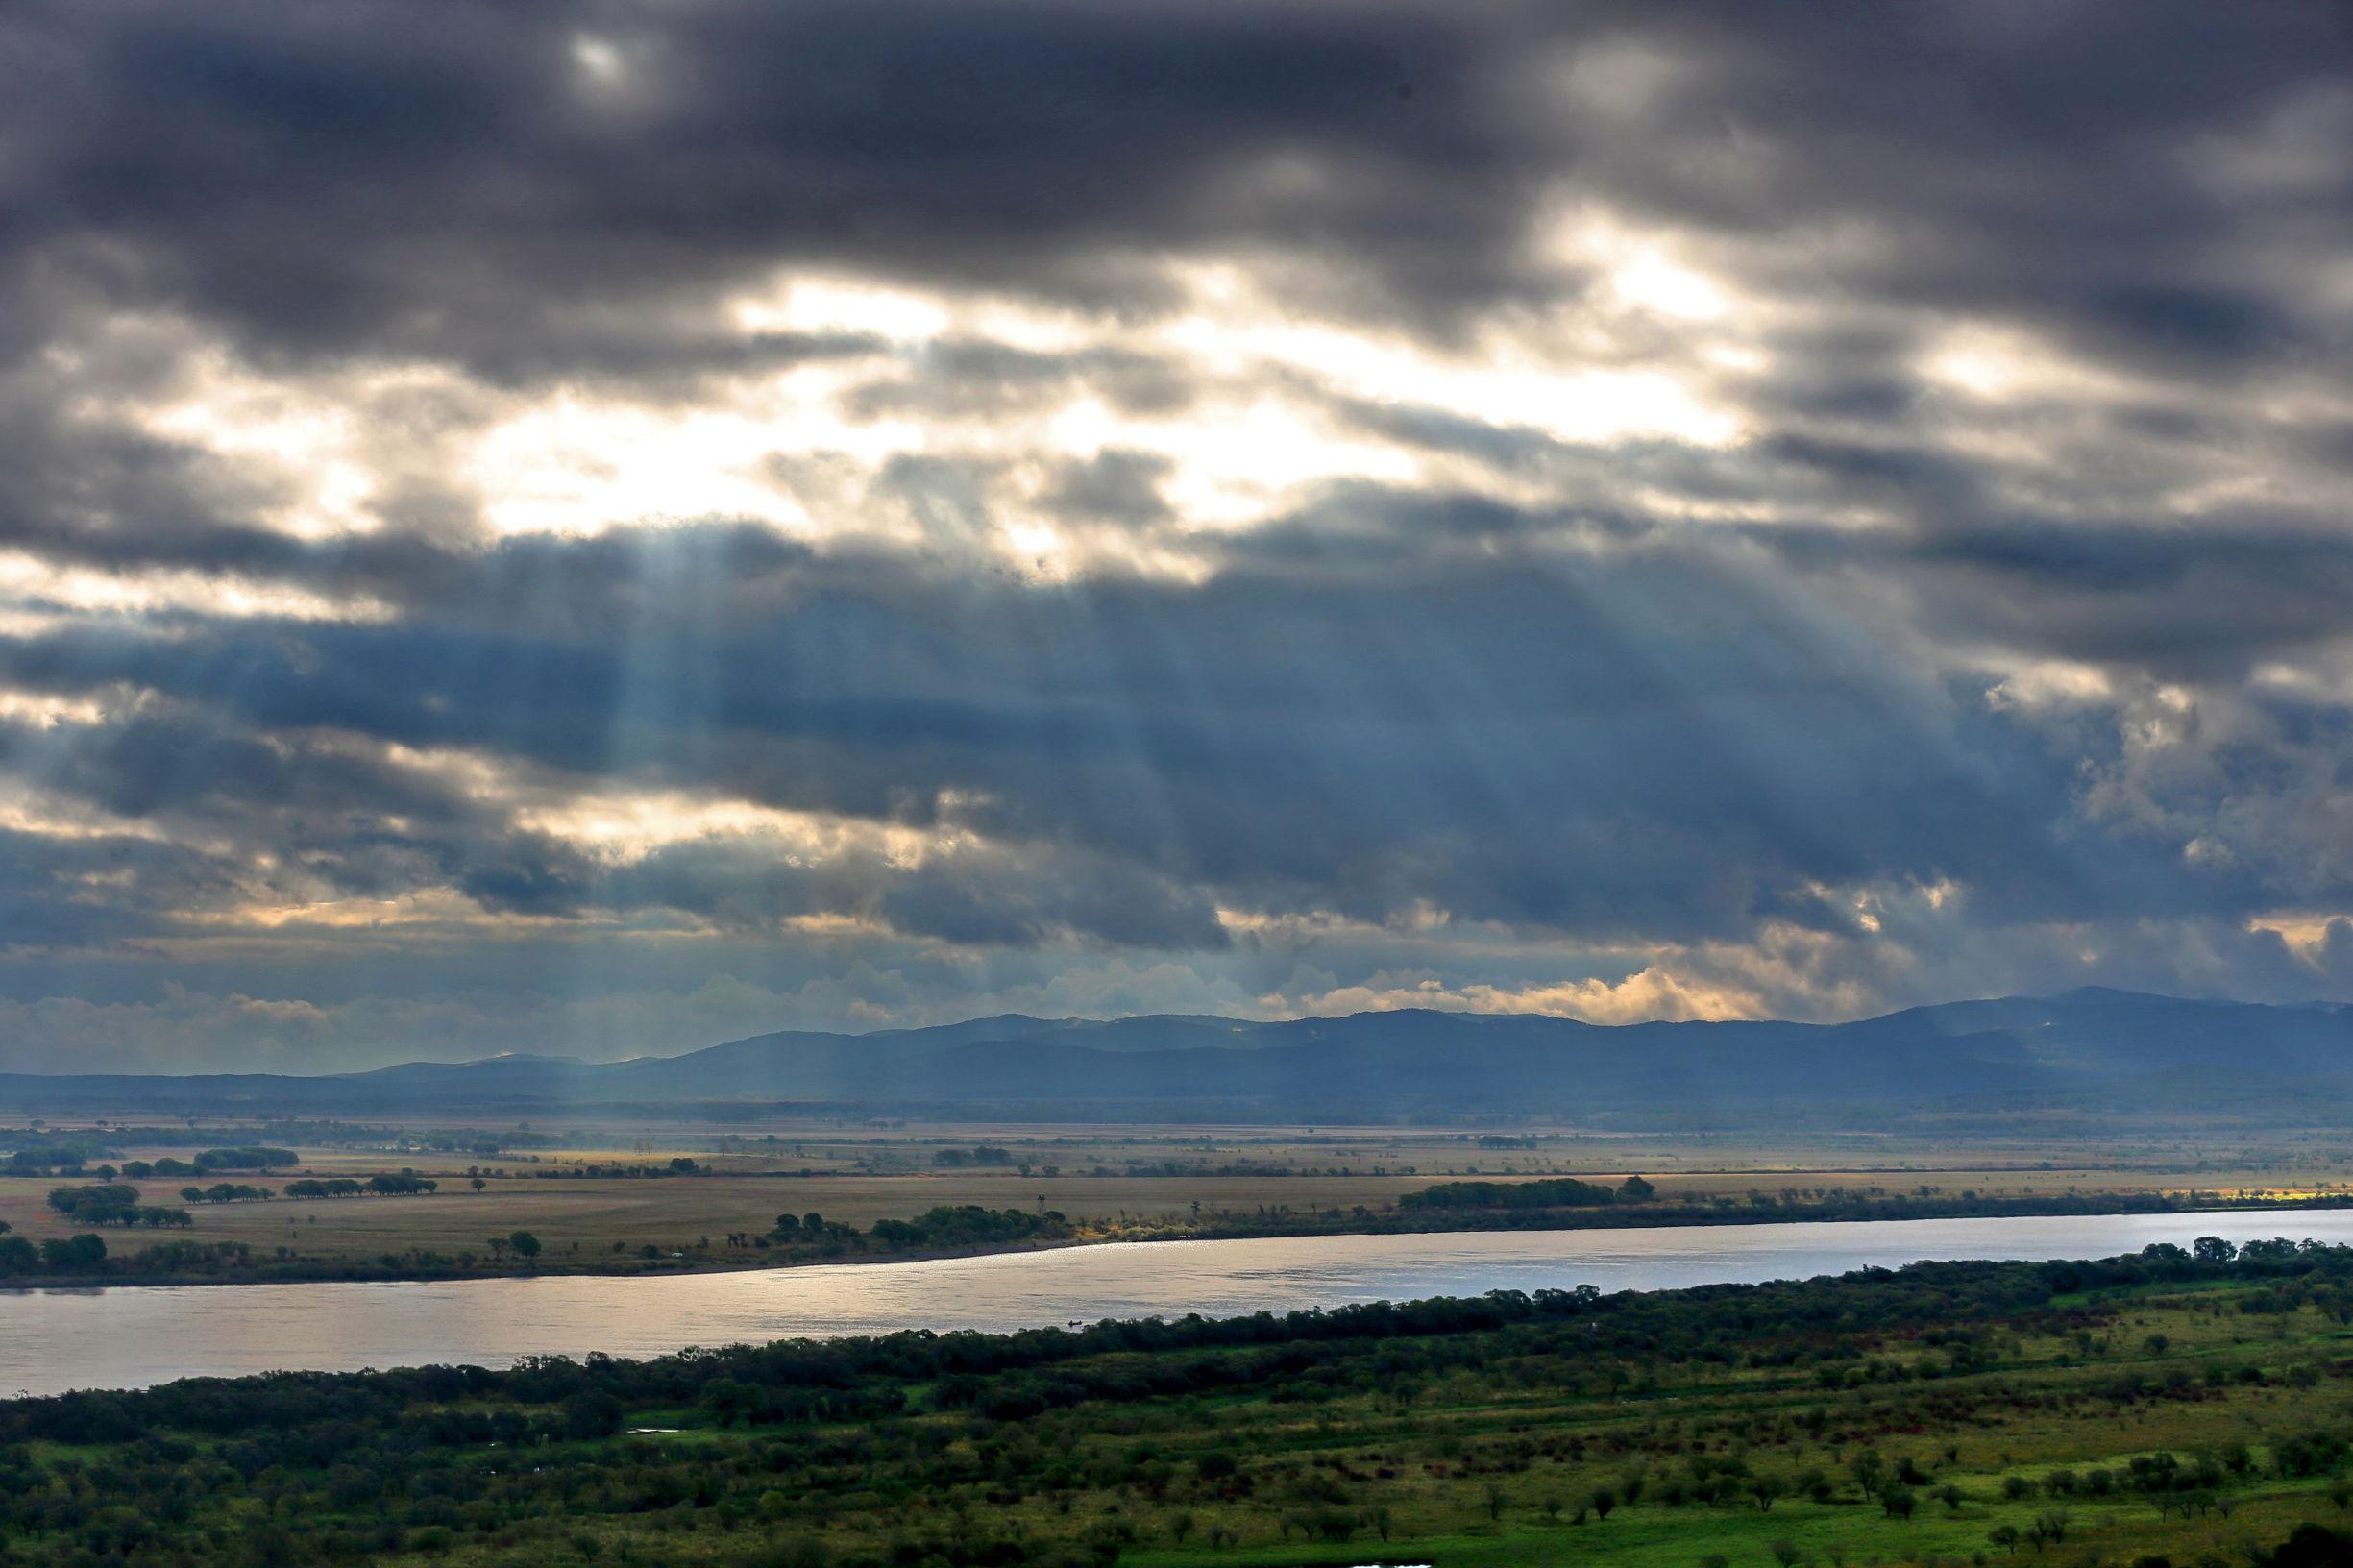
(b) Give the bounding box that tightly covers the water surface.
[5,1209,2345,1397]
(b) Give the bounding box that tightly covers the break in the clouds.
[2,0,2352,1070]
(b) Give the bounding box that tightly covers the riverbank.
[0,1232,1098,1291]
[13,1208,2353,1394]
[9,1188,2351,1291]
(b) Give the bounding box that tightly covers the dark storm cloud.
[1042,451,1176,529]
[0,0,2351,1062]
[0,674,1236,950]
[0,824,239,949]
[18,711,451,826]
[1903,522,2353,662]
[0,384,483,593]
[1578,4,2352,365]
[0,0,2343,560]
[0,518,2266,947]
[15,0,2320,388]
[4,0,2341,381]
[0,0,1514,375]
[842,342,1195,422]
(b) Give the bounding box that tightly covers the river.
[5,1208,2348,1397]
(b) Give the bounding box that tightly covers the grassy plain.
[6,1117,2353,1275]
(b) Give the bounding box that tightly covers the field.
[8,1118,2353,1279]
[7,1246,2353,1566]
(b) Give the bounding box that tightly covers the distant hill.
[2,988,2349,1124]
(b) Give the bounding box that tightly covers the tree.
[49,1183,141,1225]
[510,1230,543,1262]
[471,1177,486,1192]
[487,1237,509,1262]
[39,1234,106,1270]
[1938,1482,1965,1512]
[552,1389,617,1438]
[1588,1487,1615,1521]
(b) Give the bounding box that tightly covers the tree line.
[1400,1174,1655,1209]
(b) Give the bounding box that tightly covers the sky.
[3,1,2353,1072]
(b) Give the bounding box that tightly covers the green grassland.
[10,1245,2353,1566]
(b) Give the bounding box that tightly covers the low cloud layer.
[1,1,2350,1068]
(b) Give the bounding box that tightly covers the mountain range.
[2,988,2350,1125]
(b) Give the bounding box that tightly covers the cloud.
[1277,968,1771,1027]
[0,1,2349,1067]
[1,1,1521,370]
